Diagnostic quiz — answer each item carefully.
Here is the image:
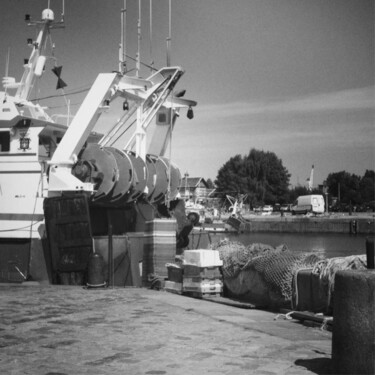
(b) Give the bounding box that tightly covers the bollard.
[366,237,375,269]
[87,252,106,288]
[332,270,375,374]
[350,220,357,234]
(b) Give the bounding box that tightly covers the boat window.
[0,131,10,152]
[39,135,55,158]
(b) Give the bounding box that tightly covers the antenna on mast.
[119,0,127,73]
[5,47,10,78]
[149,0,154,73]
[166,0,171,66]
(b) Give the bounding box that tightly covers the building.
[180,177,214,201]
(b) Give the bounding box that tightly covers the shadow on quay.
[295,357,332,375]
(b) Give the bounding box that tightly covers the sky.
[0,0,374,188]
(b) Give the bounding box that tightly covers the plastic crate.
[167,265,183,283]
[183,278,223,297]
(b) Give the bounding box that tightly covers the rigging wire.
[29,86,91,102]
[108,118,137,146]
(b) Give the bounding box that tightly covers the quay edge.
[232,215,375,234]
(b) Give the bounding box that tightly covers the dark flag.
[51,66,67,90]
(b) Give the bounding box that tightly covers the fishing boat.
[0,2,197,285]
[0,6,71,282]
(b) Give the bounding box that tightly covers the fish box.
[183,249,223,268]
[291,269,328,313]
[183,278,223,297]
[164,280,183,294]
[183,265,222,279]
[166,264,183,283]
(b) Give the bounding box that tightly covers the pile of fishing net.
[312,255,367,311]
[212,239,323,306]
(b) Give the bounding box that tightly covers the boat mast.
[166,0,171,66]
[119,0,127,73]
[15,3,65,101]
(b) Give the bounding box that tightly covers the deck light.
[19,137,30,151]
[123,99,129,111]
[27,38,33,46]
[25,14,30,21]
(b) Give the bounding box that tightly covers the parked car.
[262,205,273,213]
[291,195,325,215]
[280,204,292,212]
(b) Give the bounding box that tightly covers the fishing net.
[312,255,367,310]
[243,250,322,300]
[213,239,322,301]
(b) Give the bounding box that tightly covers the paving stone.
[0,284,332,374]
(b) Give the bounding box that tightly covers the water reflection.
[211,232,368,259]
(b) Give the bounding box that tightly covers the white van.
[291,195,325,215]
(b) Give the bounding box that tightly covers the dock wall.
[240,217,375,234]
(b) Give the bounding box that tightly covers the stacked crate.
[164,263,184,294]
[142,219,177,287]
[182,250,223,298]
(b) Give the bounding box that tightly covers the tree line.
[211,149,374,211]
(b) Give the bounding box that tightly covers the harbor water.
[209,232,368,259]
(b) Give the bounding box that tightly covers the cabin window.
[0,131,10,152]
[39,135,58,158]
[39,136,51,157]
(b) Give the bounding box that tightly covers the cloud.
[197,86,375,119]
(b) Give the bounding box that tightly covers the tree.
[206,178,215,189]
[214,149,290,206]
[288,186,310,203]
[359,170,375,203]
[326,171,361,204]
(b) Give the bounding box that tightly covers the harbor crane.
[307,165,314,191]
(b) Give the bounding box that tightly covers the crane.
[307,165,314,191]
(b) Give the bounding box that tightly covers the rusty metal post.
[366,237,374,269]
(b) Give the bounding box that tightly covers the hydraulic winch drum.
[72,144,181,206]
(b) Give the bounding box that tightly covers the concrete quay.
[0,283,333,375]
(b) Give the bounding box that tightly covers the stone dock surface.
[0,284,332,375]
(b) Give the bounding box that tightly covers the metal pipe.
[107,210,114,287]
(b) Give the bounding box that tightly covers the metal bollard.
[366,237,375,269]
